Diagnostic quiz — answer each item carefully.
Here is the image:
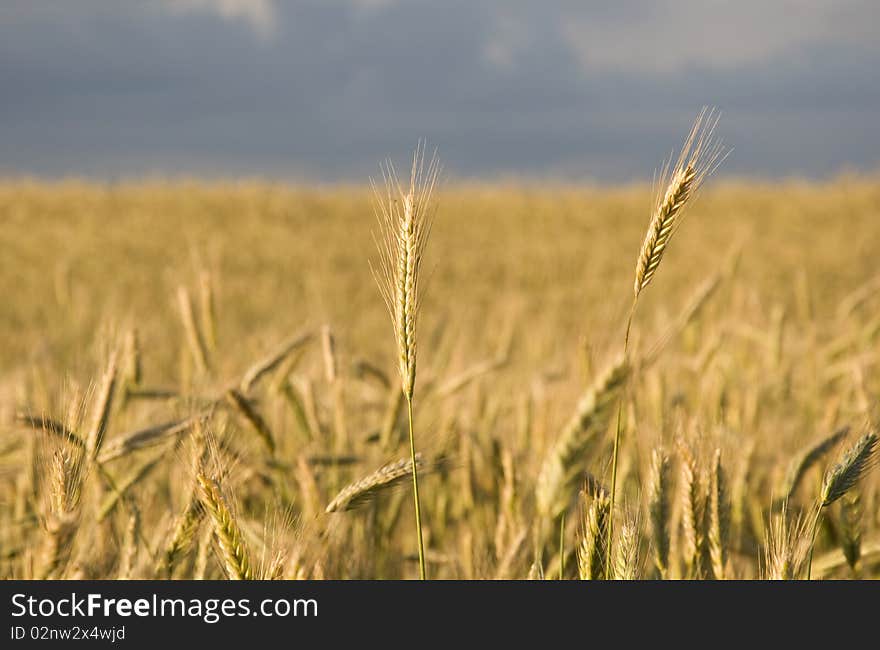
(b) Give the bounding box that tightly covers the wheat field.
[2,164,879,579]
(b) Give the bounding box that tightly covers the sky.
[0,0,878,182]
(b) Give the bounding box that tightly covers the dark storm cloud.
[0,1,878,181]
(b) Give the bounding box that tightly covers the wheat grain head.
[647,448,671,577]
[577,489,610,580]
[325,454,424,513]
[634,107,726,298]
[371,143,440,399]
[820,431,878,507]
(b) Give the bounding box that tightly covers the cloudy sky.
[1,1,878,181]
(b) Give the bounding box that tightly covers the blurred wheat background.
[2,172,879,579]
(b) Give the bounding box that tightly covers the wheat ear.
[679,443,708,579]
[98,413,208,463]
[820,432,878,506]
[647,448,671,578]
[614,515,640,580]
[371,144,439,401]
[708,449,731,579]
[15,412,84,449]
[807,432,878,578]
[196,473,252,580]
[577,489,610,580]
[85,351,119,461]
[634,107,725,298]
[225,389,275,456]
[156,494,204,578]
[325,454,424,513]
[37,450,78,579]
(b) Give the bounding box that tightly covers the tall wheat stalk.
[371,142,440,579]
[606,108,725,576]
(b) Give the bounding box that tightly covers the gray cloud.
[0,1,877,181]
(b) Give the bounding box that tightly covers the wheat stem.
[407,396,426,580]
[607,300,635,577]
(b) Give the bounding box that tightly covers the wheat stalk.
[321,325,348,447]
[607,108,726,576]
[807,431,878,578]
[371,142,440,579]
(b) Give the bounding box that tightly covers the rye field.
[2,163,880,579]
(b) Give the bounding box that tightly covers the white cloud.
[164,0,278,39]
